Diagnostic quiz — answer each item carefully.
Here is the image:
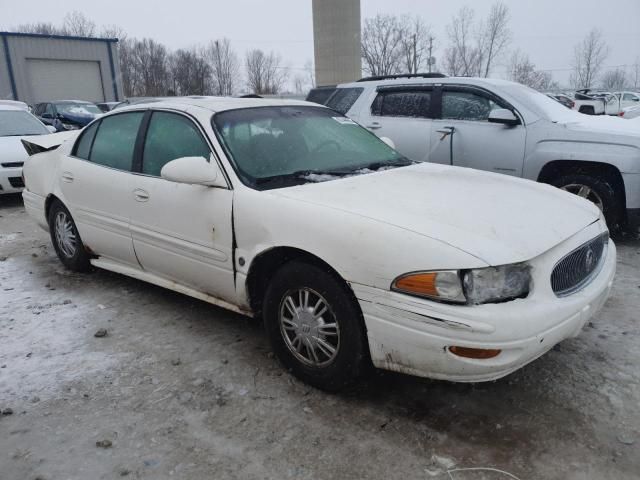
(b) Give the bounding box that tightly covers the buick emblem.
[584,247,595,270]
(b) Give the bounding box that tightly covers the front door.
[129,110,236,302]
[58,112,144,266]
[429,86,527,176]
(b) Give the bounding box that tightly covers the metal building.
[312,0,361,86]
[0,32,122,105]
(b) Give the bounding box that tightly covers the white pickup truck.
[573,90,640,116]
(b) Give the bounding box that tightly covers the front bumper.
[354,221,616,382]
[0,167,24,194]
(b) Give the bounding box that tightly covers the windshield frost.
[213,106,408,189]
[0,111,49,136]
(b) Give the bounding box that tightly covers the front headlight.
[392,263,531,305]
[61,123,80,130]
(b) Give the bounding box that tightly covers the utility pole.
[413,34,417,74]
[427,36,435,73]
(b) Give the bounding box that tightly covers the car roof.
[0,104,25,111]
[115,96,317,113]
[337,76,523,89]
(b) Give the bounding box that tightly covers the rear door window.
[325,88,364,115]
[142,112,210,177]
[371,90,433,118]
[90,112,144,171]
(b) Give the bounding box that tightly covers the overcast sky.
[1,0,639,87]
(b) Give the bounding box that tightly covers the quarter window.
[90,112,144,171]
[73,121,99,160]
[442,90,502,121]
[142,112,210,177]
[372,90,432,118]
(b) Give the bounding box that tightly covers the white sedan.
[0,104,54,195]
[21,98,615,391]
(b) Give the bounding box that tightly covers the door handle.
[436,126,455,140]
[133,189,150,202]
[366,122,381,130]
[61,172,74,183]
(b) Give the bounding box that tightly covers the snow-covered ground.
[1,193,639,480]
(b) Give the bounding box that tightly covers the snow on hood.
[556,111,640,136]
[273,163,600,266]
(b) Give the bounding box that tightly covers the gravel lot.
[1,193,639,480]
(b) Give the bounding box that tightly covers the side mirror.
[161,155,226,188]
[380,136,396,149]
[488,108,520,126]
[46,125,57,133]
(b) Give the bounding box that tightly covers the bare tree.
[361,14,403,76]
[169,48,211,96]
[632,58,640,89]
[13,22,63,35]
[445,3,510,78]
[62,11,96,37]
[205,39,240,96]
[304,60,316,89]
[100,24,127,40]
[477,2,510,77]
[508,50,554,90]
[398,15,433,74]
[570,28,609,89]
[131,38,170,97]
[445,6,480,76]
[601,69,627,90]
[245,49,288,94]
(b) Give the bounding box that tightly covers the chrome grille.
[551,233,608,297]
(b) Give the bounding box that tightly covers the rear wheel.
[550,173,623,230]
[263,260,368,391]
[48,200,91,272]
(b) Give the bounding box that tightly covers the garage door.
[26,59,105,103]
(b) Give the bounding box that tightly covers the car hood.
[271,163,600,265]
[0,136,29,164]
[59,111,97,126]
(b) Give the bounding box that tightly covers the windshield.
[502,84,582,122]
[55,103,102,116]
[0,111,49,136]
[213,106,409,189]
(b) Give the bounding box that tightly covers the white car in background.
[21,98,615,391]
[620,104,640,120]
[324,75,640,232]
[0,104,54,195]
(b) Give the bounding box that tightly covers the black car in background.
[33,100,102,131]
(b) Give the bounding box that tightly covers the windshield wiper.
[355,158,415,171]
[255,168,354,186]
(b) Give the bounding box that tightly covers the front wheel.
[550,174,624,230]
[48,200,92,272]
[263,261,368,391]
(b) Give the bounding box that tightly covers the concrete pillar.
[312,0,362,86]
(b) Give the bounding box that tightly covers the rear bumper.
[22,189,48,230]
[0,167,24,194]
[354,223,615,382]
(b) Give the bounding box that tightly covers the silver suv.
[319,74,640,233]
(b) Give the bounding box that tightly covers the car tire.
[48,200,92,272]
[263,260,368,392]
[550,173,623,230]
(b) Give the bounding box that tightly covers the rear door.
[429,86,527,175]
[357,87,434,163]
[129,110,236,302]
[59,112,144,266]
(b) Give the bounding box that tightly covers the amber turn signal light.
[449,346,501,359]
[393,272,438,297]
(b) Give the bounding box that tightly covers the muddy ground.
[1,193,639,480]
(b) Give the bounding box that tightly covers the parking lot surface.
[1,193,639,480]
